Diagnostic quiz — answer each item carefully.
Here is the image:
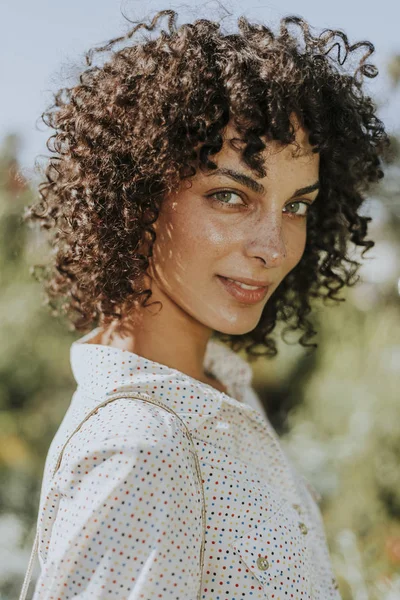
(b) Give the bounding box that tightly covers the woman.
[21,8,388,599]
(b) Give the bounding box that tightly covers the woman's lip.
[216,275,270,304]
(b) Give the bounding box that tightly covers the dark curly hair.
[23,8,390,361]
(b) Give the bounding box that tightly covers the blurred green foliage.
[0,134,78,598]
[1,61,400,596]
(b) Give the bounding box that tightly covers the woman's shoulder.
[35,392,205,595]
[44,393,200,509]
[63,393,191,462]
[40,390,193,500]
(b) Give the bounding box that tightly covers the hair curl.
[24,8,390,360]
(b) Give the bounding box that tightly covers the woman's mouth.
[216,275,270,304]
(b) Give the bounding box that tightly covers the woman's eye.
[283,200,312,218]
[208,190,245,208]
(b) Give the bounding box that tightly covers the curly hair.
[23,8,390,361]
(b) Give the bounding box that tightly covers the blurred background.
[0,1,399,599]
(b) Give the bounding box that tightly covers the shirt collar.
[70,326,253,404]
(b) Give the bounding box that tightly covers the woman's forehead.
[193,128,319,184]
[221,114,314,153]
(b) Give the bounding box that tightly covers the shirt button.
[298,522,308,535]
[257,555,270,570]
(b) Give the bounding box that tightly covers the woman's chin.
[210,311,264,336]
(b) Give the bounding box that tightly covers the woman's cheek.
[286,230,307,271]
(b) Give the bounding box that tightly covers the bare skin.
[89,114,320,394]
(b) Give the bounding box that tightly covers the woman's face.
[145,116,320,337]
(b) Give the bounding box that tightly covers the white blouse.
[32,327,342,599]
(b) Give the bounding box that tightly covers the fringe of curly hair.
[23,8,390,360]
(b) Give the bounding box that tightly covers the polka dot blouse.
[32,327,342,599]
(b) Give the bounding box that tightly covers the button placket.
[332,576,339,590]
[292,503,309,535]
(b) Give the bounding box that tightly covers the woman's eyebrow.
[288,180,320,199]
[205,167,320,198]
[205,168,265,194]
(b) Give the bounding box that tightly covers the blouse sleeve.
[32,397,204,600]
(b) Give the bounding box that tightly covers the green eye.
[209,191,245,208]
[284,201,312,218]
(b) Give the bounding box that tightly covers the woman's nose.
[245,221,288,268]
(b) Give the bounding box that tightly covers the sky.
[1,0,399,177]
